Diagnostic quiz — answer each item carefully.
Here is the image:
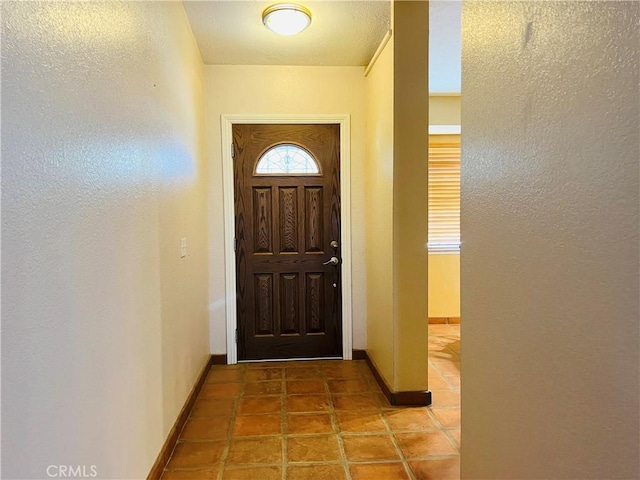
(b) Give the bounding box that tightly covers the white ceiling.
[183,0,461,93]
[429,0,462,93]
[183,1,390,67]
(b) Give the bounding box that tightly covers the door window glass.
[255,144,319,175]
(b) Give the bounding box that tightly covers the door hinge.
[235,329,238,343]
[231,143,235,158]
[234,237,237,251]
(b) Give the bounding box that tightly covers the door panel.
[279,188,298,253]
[233,124,342,360]
[253,188,272,253]
[306,272,325,332]
[305,187,323,252]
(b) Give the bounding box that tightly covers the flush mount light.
[262,3,312,36]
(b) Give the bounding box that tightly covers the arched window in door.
[255,144,320,175]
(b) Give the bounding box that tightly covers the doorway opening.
[427,0,462,461]
[221,115,354,364]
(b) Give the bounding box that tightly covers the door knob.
[323,256,340,266]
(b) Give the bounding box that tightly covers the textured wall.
[461,1,639,478]
[1,2,208,478]
[428,254,460,318]
[365,37,395,386]
[204,65,368,353]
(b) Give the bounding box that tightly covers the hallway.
[161,326,460,480]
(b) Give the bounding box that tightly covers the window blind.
[428,134,461,253]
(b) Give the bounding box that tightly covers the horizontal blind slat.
[428,135,460,253]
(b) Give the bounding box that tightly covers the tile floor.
[161,325,460,480]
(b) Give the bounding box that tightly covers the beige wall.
[1,3,209,478]
[429,100,461,318]
[430,96,461,125]
[461,1,639,478]
[203,65,368,353]
[392,0,430,392]
[428,254,460,318]
[365,0,429,393]
[364,36,395,386]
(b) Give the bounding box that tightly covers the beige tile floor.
[161,325,460,480]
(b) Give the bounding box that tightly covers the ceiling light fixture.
[262,4,312,36]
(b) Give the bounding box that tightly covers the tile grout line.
[428,330,462,456]
[429,359,460,392]
[216,365,245,480]
[442,429,461,454]
[425,404,461,455]
[379,408,418,480]
[324,365,353,480]
[281,367,287,480]
[330,362,407,477]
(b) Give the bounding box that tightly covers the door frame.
[221,114,353,364]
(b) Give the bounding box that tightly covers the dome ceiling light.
[262,4,312,36]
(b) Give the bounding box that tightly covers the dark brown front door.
[233,124,342,361]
